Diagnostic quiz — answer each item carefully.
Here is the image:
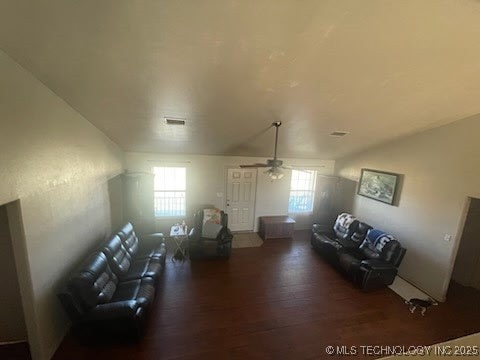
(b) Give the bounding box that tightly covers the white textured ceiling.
[1,0,480,159]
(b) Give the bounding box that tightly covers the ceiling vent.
[330,131,349,137]
[165,118,186,126]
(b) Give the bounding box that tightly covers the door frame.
[224,167,258,232]
[3,200,40,358]
[442,196,475,300]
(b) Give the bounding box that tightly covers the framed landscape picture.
[358,169,399,205]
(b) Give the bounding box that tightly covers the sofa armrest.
[82,300,143,322]
[360,259,397,271]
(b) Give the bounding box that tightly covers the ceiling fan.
[240,121,290,180]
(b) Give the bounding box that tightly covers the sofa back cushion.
[118,222,139,257]
[333,213,358,240]
[102,234,132,277]
[68,252,118,309]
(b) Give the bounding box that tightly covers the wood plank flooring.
[53,230,480,359]
[0,342,31,360]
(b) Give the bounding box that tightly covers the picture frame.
[357,169,399,205]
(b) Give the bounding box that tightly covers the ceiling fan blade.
[240,163,269,168]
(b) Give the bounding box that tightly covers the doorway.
[450,197,480,291]
[226,168,257,232]
[0,202,29,357]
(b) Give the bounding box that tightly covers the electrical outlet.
[444,234,452,242]
[216,192,224,198]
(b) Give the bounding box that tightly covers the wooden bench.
[258,216,296,240]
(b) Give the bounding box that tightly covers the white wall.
[335,115,480,301]
[0,50,124,359]
[125,152,334,232]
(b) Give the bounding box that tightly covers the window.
[288,170,317,213]
[153,167,186,217]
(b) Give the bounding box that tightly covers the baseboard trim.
[0,340,27,345]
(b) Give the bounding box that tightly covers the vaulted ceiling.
[1,0,480,159]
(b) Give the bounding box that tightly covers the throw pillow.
[203,208,222,225]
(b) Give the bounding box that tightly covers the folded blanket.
[365,228,396,252]
[336,213,357,229]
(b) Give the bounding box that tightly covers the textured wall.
[0,50,124,359]
[335,115,480,301]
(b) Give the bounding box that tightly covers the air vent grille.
[330,131,349,137]
[165,118,186,125]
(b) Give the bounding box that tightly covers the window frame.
[288,169,317,214]
[152,166,187,218]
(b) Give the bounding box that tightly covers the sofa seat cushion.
[119,259,163,282]
[112,277,155,308]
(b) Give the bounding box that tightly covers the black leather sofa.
[311,213,406,291]
[188,208,233,259]
[58,223,166,337]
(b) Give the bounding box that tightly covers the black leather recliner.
[311,213,406,291]
[188,209,233,259]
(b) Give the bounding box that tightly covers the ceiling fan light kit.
[265,167,284,180]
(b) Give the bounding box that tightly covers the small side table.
[170,225,188,262]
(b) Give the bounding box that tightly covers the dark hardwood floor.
[53,230,480,359]
[0,342,31,360]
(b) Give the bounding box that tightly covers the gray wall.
[0,50,124,359]
[0,205,27,342]
[335,115,480,301]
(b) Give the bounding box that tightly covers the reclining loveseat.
[58,223,166,337]
[311,213,406,291]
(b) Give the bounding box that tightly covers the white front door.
[226,168,257,232]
